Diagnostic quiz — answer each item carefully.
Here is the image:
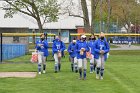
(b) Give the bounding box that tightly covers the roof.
[0,10,84,29]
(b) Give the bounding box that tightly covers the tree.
[99,0,103,32]
[66,0,91,33]
[4,0,59,33]
[62,0,140,33]
[91,0,99,33]
[106,0,111,33]
[111,0,140,33]
[80,0,90,33]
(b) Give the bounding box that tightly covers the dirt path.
[0,72,37,78]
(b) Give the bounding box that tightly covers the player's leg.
[42,56,46,74]
[100,56,105,80]
[74,57,78,73]
[93,56,97,72]
[83,58,87,80]
[78,59,82,79]
[58,57,61,71]
[38,52,43,74]
[95,56,101,79]
[54,53,59,73]
[70,57,74,72]
[90,54,94,73]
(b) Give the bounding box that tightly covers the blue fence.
[109,37,140,44]
[0,44,26,60]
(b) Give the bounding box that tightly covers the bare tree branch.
[5,0,33,17]
[68,13,86,20]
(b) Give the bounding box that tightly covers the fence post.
[0,33,2,63]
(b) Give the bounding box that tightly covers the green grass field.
[0,50,140,93]
[132,44,140,46]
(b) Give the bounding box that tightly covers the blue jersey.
[76,40,89,59]
[88,40,96,55]
[36,39,49,57]
[93,38,110,61]
[76,39,80,44]
[52,39,66,54]
[88,40,95,48]
[67,42,77,58]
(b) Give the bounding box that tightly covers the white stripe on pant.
[95,55,105,69]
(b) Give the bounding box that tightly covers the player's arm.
[104,42,110,53]
[93,41,100,53]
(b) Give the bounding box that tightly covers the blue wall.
[0,44,26,60]
[110,37,140,44]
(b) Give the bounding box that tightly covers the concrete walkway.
[111,44,140,50]
[0,72,37,78]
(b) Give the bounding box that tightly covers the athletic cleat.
[96,74,99,79]
[38,72,41,75]
[43,70,46,74]
[90,71,93,74]
[79,77,82,80]
[83,77,86,80]
[55,71,57,73]
[100,76,103,80]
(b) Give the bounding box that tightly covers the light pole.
[32,29,35,44]
[103,21,105,33]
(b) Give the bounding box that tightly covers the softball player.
[71,38,81,73]
[88,35,96,73]
[93,32,110,80]
[35,33,49,74]
[67,39,77,72]
[76,35,89,80]
[52,36,66,73]
[128,37,132,47]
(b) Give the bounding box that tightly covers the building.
[135,0,140,4]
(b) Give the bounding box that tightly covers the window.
[61,30,69,43]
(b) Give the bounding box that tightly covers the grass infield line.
[106,69,135,93]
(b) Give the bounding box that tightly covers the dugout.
[0,27,29,52]
[0,33,55,63]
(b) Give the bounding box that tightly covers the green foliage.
[93,0,140,26]
[4,9,17,18]
[110,0,140,25]
[4,0,59,28]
